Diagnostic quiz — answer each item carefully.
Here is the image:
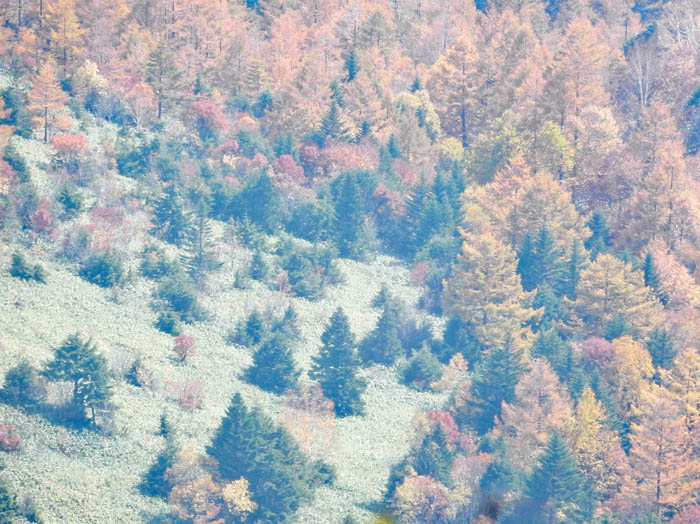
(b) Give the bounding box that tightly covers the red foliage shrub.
[51,133,88,157]
[319,141,378,175]
[299,141,320,171]
[393,158,419,187]
[274,154,305,185]
[173,334,196,362]
[179,380,203,410]
[0,424,21,451]
[425,410,461,444]
[30,201,53,233]
[582,337,615,368]
[248,152,268,171]
[217,139,239,156]
[0,160,16,193]
[184,99,228,139]
[374,182,404,215]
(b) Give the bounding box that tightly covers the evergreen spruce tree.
[359,303,403,366]
[560,239,586,300]
[585,212,612,260]
[387,134,401,158]
[309,308,366,416]
[206,393,313,523]
[344,49,358,82]
[139,440,177,499]
[534,227,564,291]
[642,252,668,305]
[1,360,38,406]
[182,196,221,286]
[145,40,184,119]
[244,334,300,394]
[464,335,528,434]
[43,333,113,426]
[517,232,537,291]
[438,315,483,367]
[413,425,454,487]
[532,282,564,330]
[508,433,591,524]
[321,102,352,141]
[333,173,365,258]
[401,346,443,390]
[237,172,281,233]
[151,186,191,246]
[646,327,676,371]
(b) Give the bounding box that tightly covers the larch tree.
[608,336,654,416]
[663,347,700,435]
[574,253,663,339]
[27,60,68,143]
[442,230,538,349]
[496,359,574,472]
[44,0,86,69]
[427,35,479,147]
[566,386,628,500]
[145,39,185,119]
[624,384,699,518]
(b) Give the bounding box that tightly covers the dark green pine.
[516,233,537,291]
[438,315,483,368]
[1,360,37,406]
[534,226,564,291]
[244,334,300,394]
[139,441,177,499]
[560,239,586,300]
[642,252,668,305]
[585,212,612,260]
[522,433,592,523]
[646,327,676,371]
[412,424,454,487]
[151,185,192,246]
[321,102,351,142]
[359,303,403,366]
[467,335,528,434]
[333,173,365,259]
[207,393,313,523]
[344,49,358,82]
[310,308,366,417]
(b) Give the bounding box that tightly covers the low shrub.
[0,424,21,451]
[79,252,124,287]
[9,253,46,283]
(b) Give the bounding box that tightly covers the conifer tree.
[182,196,221,286]
[145,40,184,119]
[624,384,699,517]
[642,252,668,305]
[464,335,528,434]
[437,315,483,368]
[344,49,358,82]
[27,60,68,143]
[359,302,403,366]
[646,328,676,371]
[139,440,177,499]
[567,387,628,500]
[534,227,564,291]
[443,231,537,348]
[151,186,192,246]
[43,333,113,426]
[412,425,454,487]
[333,173,365,259]
[507,433,592,524]
[309,308,366,417]
[321,102,352,141]
[517,232,537,292]
[585,212,612,260]
[560,239,587,300]
[206,393,313,523]
[1,360,38,406]
[244,334,300,394]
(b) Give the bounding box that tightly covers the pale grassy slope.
[0,244,447,524]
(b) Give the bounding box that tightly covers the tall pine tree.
[309,308,366,417]
[206,393,313,523]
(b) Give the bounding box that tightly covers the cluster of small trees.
[1,333,112,429]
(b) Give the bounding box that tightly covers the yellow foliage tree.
[496,359,573,472]
[624,384,700,518]
[609,336,654,414]
[566,386,628,499]
[574,254,663,338]
[44,0,86,68]
[442,230,538,348]
[27,60,68,142]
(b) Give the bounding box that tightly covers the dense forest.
[1,0,700,523]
